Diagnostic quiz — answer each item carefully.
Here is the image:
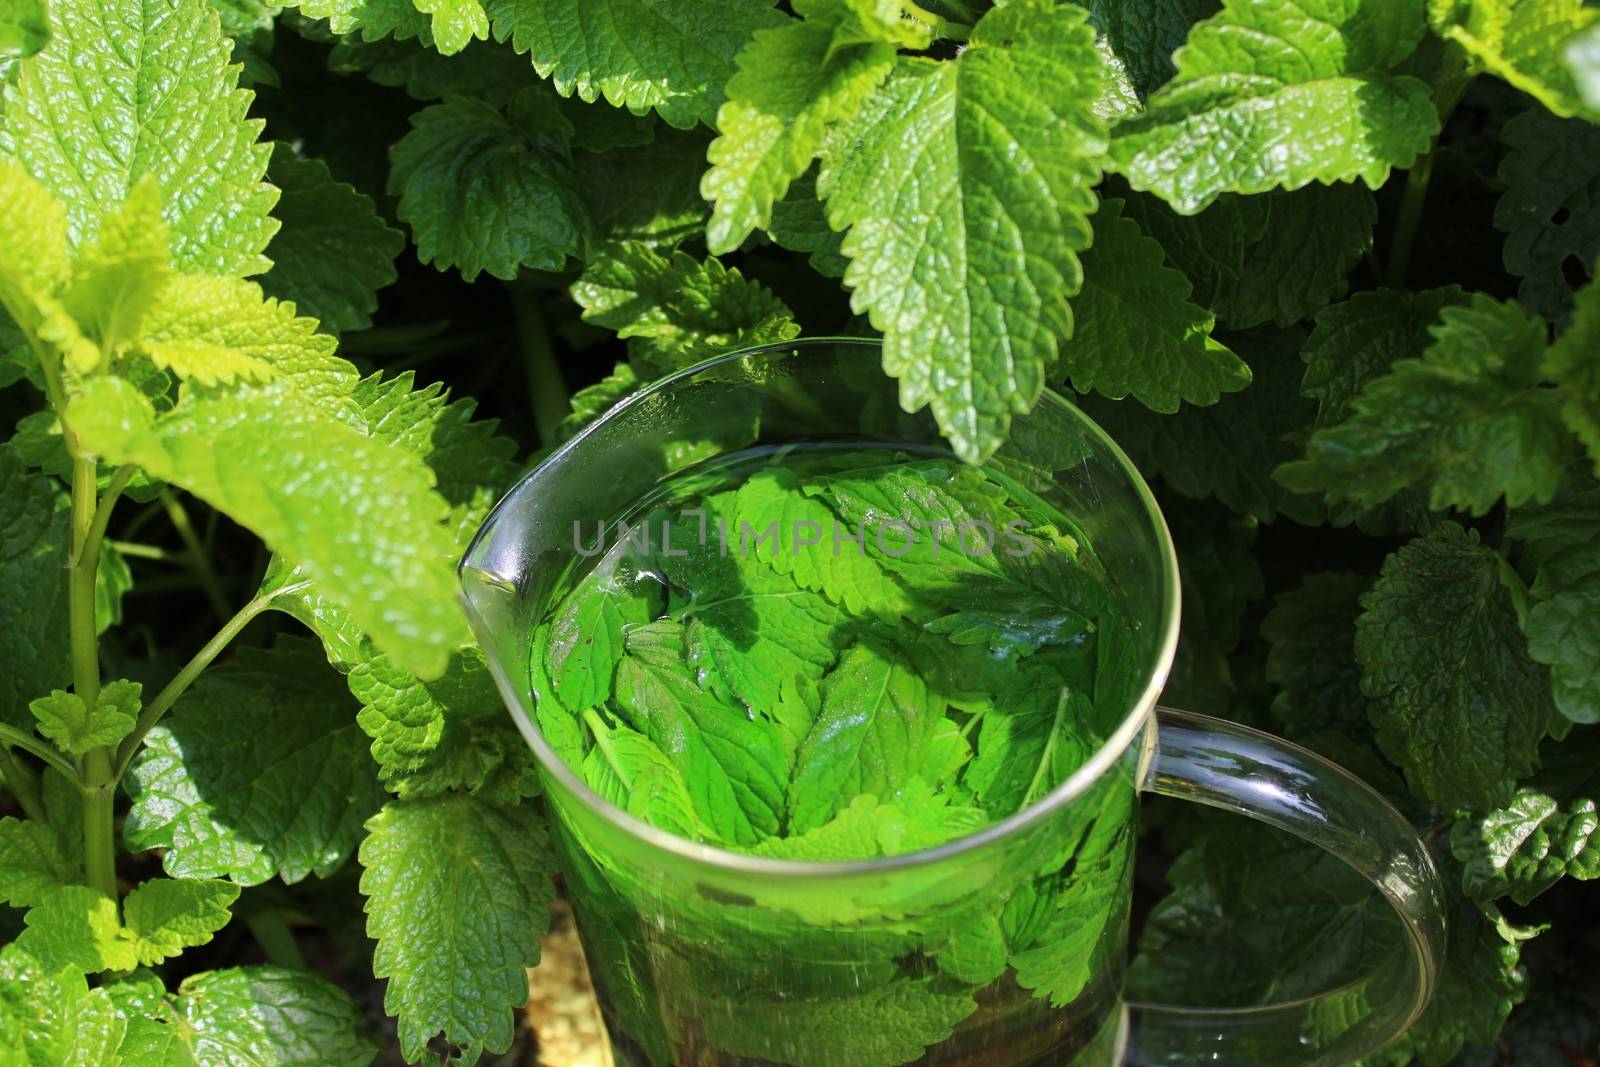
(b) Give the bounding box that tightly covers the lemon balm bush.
[0,0,1597,1060]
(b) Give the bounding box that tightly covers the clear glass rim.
[467,337,1182,877]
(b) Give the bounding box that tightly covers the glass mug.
[460,339,1447,1067]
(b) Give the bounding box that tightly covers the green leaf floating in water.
[534,447,1124,854]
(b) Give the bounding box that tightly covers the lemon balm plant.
[0,0,1597,1062]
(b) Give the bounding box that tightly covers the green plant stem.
[583,708,632,789]
[0,725,78,780]
[68,455,120,900]
[1385,150,1435,290]
[107,540,181,563]
[508,288,569,446]
[160,489,231,621]
[0,744,49,823]
[34,341,71,418]
[1018,692,1068,815]
[111,582,308,780]
[1384,76,1473,290]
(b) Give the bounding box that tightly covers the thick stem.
[508,288,570,447]
[81,753,117,897]
[69,455,119,899]
[112,583,307,779]
[160,490,231,622]
[69,459,101,704]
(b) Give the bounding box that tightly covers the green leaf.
[655,501,845,715]
[209,0,282,90]
[575,125,713,248]
[0,944,124,1066]
[136,274,355,409]
[120,878,241,966]
[260,144,403,334]
[1262,573,1372,736]
[1128,819,1401,1009]
[389,89,590,282]
[349,646,541,802]
[1120,182,1379,329]
[788,641,946,834]
[767,171,847,278]
[1278,294,1571,516]
[338,370,521,513]
[0,0,278,276]
[0,444,75,728]
[752,780,987,861]
[543,562,654,710]
[0,162,67,297]
[1570,20,1600,111]
[0,0,47,57]
[291,0,431,45]
[411,0,487,54]
[0,817,71,908]
[699,978,976,1067]
[17,886,132,972]
[1513,487,1600,723]
[60,178,172,363]
[572,242,799,376]
[702,0,899,254]
[1545,277,1600,474]
[554,361,638,443]
[1109,0,1437,213]
[1298,287,1466,429]
[580,710,707,841]
[68,375,462,679]
[819,0,1107,462]
[1431,0,1600,119]
[1060,197,1249,410]
[1355,522,1554,811]
[329,35,538,104]
[733,465,912,617]
[1523,576,1600,725]
[1372,899,1536,1067]
[0,164,93,374]
[29,679,139,755]
[1493,108,1600,323]
[18,879,239,972]
[139,336,276,386]
[1443,934,1598,1067]
[262,373,527,800]
[123,638,385,886]
[109,966,374,1066]
[1080,331,1325,525]
[360,794,557,1063]
[614,623,789,844]
[1451,734,1600,904]
[964,660,1092,815]
[482,0,785,129]
[1074,0,1219,100]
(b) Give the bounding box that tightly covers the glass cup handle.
[1124,708,1449,1067]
